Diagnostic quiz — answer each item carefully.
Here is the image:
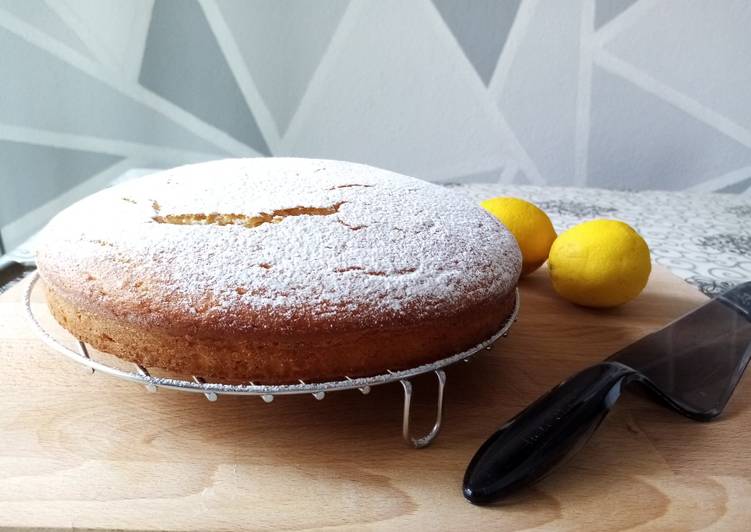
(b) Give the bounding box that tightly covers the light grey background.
[1,0,750,250]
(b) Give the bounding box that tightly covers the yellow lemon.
[481,197,557,275]
[548,219,651,308]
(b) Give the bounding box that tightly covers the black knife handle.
[463,362,635,504]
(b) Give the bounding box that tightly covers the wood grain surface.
[1,265,749,531]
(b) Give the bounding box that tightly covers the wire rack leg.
[400,369,446,448]
[76,341,94,374]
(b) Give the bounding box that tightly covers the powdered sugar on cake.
[37,158,521,330]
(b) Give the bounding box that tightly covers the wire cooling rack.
[24,271,519,448]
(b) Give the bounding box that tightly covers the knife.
[463,281,751,504]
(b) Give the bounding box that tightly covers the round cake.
[36,158,521,384]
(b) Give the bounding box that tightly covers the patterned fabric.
[453,184,751,297]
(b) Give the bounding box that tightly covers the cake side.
[44,281,517,383]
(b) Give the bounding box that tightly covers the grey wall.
[1,0,750,249]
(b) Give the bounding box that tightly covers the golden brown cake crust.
[45,282,516,383]
[37,158,521,383]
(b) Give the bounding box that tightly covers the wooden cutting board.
[1,265,749,531]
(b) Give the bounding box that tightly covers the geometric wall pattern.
[1,0,750,249]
